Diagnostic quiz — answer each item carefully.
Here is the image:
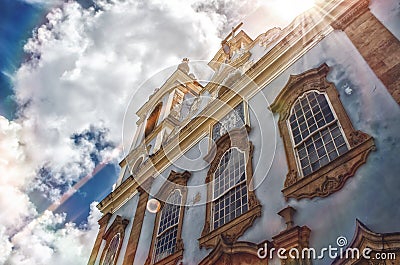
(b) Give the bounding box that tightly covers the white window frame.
[286,90,350,177]
[101,233,121,265]
[211,147,249,230]
[152,189,182,263]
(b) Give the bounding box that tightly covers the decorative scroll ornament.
[284,170,298,188]
[349,130,368,147]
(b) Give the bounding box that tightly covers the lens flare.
[147,198,161,213]
[269,0,315,20]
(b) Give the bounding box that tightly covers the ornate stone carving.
[248,192,260,208]
[349,130,369,147]
[284,170,298,188]
[230,50,251,69]
[270,63,375,200]
[259,27,282,48]
[317,175,344,197]
[199,230,266,265]
[102,215,129,240]
[212,102,245,141]
[176,238,184,251]
[332,219,400,265]
[177,58,190,74]
[199,205,262,249]
[287,137,375,200]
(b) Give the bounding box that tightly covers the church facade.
[88,0,400,264]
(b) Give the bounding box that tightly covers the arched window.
[200,126,260,249]
[153,190,182,263]
[102,233,121,265]
[270,63,375,200]
[287,91,349,177]
[145,103,163,138]
[146,171,190,265]
[212,148,248,230]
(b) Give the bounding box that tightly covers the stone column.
[122,186,150,265]
[88,212,112,265]
[331,0,400,104]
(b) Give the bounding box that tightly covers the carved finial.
[278,206,297,230]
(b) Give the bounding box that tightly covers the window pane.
[329,151,338,160]
[320,155,329,166]
[297,122,349,176]
[325,113,334,123]
[289,92,349,177]
[288,91,336,145]
[338,144,349,155]
[153,190,182,263]
[158,190,182,235]
[212,148,248,230]
[102,234,120,265]
[334,135,345,146]
[213,148,246,199]
[303,166,312,176]
[298,146,306,158]
[154,226,178,263]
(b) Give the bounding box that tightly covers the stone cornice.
[331,0,370,30]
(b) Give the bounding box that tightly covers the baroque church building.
[88,0,400,264]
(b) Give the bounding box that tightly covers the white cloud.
[0,116,37,234]
[5,202,101,265]
[0,227,12,265]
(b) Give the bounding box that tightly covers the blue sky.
[0,0,116,226]
[0,0,323,263]
[0,0,42,119]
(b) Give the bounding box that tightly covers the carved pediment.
[199,237,267,265]
[332,220,400,265]
[154,170,191,203]
[102,215,129,240]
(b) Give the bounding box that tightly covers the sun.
[269,0,316,21]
